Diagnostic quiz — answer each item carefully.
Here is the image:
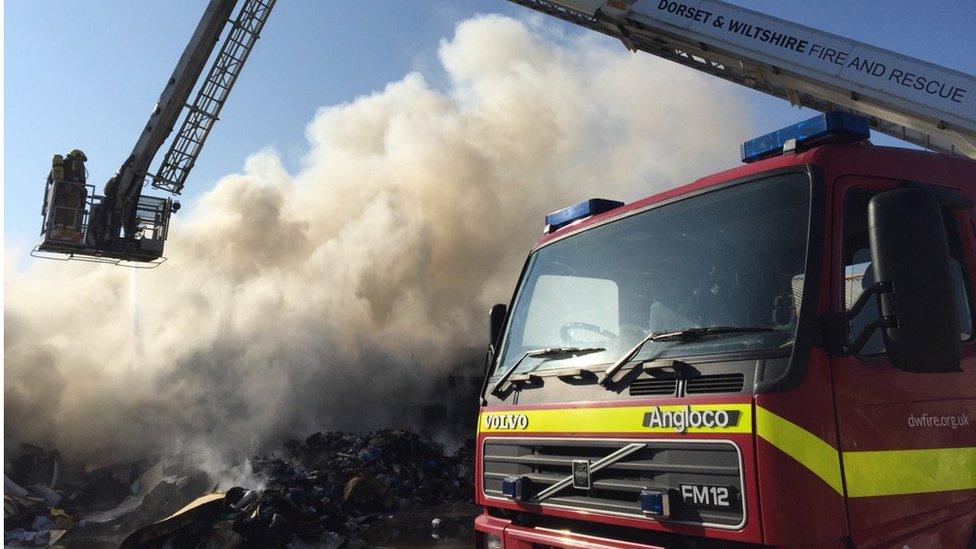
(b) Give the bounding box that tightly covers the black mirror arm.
[848,314,898,355]
[479,345,496,407]
[845,280,897,356]
[845,280,893,321]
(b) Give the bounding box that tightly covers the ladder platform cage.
[35,178,171,266]
[132,195,172,245]
[39,179,96,251]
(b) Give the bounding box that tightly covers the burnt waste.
[5,430,477,548]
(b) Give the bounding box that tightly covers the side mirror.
[868,188,961,372]
[489,304,508,348]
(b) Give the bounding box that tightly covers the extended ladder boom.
[510,0,976,158]
[152,0,275,195]
[97,0,238,248]
[38,0,275,264]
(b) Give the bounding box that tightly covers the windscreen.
[494,173,812,376]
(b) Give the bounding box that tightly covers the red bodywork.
[474,142,976,547]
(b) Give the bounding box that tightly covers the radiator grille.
[628,376,678,397]
[627,373,745,397]
[685,373,745,394]
[483,438,745,529]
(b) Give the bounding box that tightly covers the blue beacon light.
[545,198,624,233]
[740,111,870,163]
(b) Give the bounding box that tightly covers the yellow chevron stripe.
[754,406,845,495]
[756,408,976,498]
[843,446,976,497]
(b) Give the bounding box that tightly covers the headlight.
[486,533,503,549]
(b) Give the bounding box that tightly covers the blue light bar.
[640,489,670,517]
[545,198,624,233]
[741,111,870,163]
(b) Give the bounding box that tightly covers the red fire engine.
[478,2,976,546]
[475,113,976,547]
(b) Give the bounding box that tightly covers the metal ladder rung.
[152,0,277,194]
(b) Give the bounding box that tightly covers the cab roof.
[535,141,976,250]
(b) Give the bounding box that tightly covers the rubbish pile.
[5,443,213,547]
[5,431,476,547]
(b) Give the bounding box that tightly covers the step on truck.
[474,112,976,548]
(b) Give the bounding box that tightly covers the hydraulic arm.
[37,0,275,264]
[509,0,976,158]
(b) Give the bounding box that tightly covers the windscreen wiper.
[599,326,775,385]
[490,346,606,397]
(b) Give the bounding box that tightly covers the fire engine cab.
[475,0,976,545]
[475,112,976,548]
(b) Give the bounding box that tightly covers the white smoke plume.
[5,15,754,468]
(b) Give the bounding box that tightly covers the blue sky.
[6,0,976,250]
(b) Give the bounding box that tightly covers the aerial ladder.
[509,0,976,157]
[36,0,275,265]
[36,0,975,264]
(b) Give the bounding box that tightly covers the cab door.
[829,176,976,547]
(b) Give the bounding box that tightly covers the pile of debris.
[5,431,475,547]
[5,443,213,547]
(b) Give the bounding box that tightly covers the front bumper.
[475,513,668,549]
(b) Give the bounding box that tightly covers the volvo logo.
[572,460,591,490]
[643,405,741,433]
[483,413,529,431]
[533,443,644,502]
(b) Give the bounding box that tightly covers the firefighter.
[64,149,88,183]
[45,150,89,243]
